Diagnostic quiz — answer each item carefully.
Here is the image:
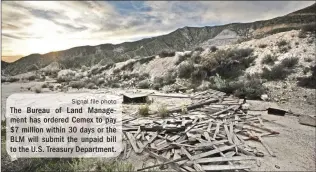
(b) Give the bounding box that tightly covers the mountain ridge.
[3,3,315,76]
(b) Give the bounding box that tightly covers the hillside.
[1,61,9,69]
[2,3,316,76]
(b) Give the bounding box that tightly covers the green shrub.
[304,57,313,62]
[138,104,150,116]
[191,65,207,83]
[279,46,289,53]
[178,61,194,78]
[137,80,150,89]
[301,23,316,33]
[210,46,218,52]
[163,71,176,85]
[210,74,265,99]
[298,65,316,88]
[260,57,297,81]
[159,50,176,58]
[69,81,85,89]
[233,74,266,99]
[41,83,48,88]
[86,83,97,89]
[28,75,36,81]
[298,31,307,38]
[201,48,255,79]
[277,40,288,47]
[34,87,42,93]
[280,57,299,68]
[261,54,277,65]
[258,44,267,48]
[194,47,204,52]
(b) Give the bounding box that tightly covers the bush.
[194,47,204,52]
[152,76,163,90]
[86,83,97,89]
[277,40,288,47]
[233,74,266,99]
[191,65,207,83]
[137,80,150,89]
[191,51,201,64]
[258,44,267,48]
[41,83,48,88]
[49,85,54,91]
[301,24,316,33]
[298,65,316,88]
[280,57,299,68]
[158,104,168,118]
[34,87,42,93]
[210,46,218,52]
[261,54,277,65]
[201,48,255,79]
[159,50,176,58]
[69,81,85,89]
[210,74,265,99]
[177,61,194,78]
[304,57,313,62]
[295,42,299,45]
[138,104,149,116]
[2,77,19,83]
[163,71,176,85]
[298,31,307,38]
[260,57,297,81]
[28,75,36,81]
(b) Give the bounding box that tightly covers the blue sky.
[1,1,314,62]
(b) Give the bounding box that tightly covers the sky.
[1,1,314,62]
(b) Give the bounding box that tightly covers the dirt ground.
[1,82,315,171]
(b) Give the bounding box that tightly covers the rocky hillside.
[3,3,315,76]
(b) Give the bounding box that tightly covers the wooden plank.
[224,124,233,144]
[207,120,213,132]
[125,132,141,153]
[139,132,158,152]
[146,150,184,172]
[212,122,221,139]
[202,165,251,171]
[194,156,255,163]
[191,145,236,160]
[173,149,181,160]
[203,131,211,141]
[181,147,204,172]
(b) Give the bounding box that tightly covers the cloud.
[1,1,314,60]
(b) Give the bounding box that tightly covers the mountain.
[3,3,316,76]
[1,61,10,69]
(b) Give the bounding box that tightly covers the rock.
[261,94,269,101]
[299,115,316,127]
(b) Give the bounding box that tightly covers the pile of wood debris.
[120,89,280,171]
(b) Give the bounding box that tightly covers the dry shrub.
[34,87,42,93]
[177,61,194,78]
[210,46,218,52]
[137,80,150,89]
[158,104,168,118]
[138,104,150,116]
[69,81,85,89]
[159,50,176,58]
[258,44,267,48]
[261,54,277,65]
[201,48,255,79]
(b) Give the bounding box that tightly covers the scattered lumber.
[121,89,281,172]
